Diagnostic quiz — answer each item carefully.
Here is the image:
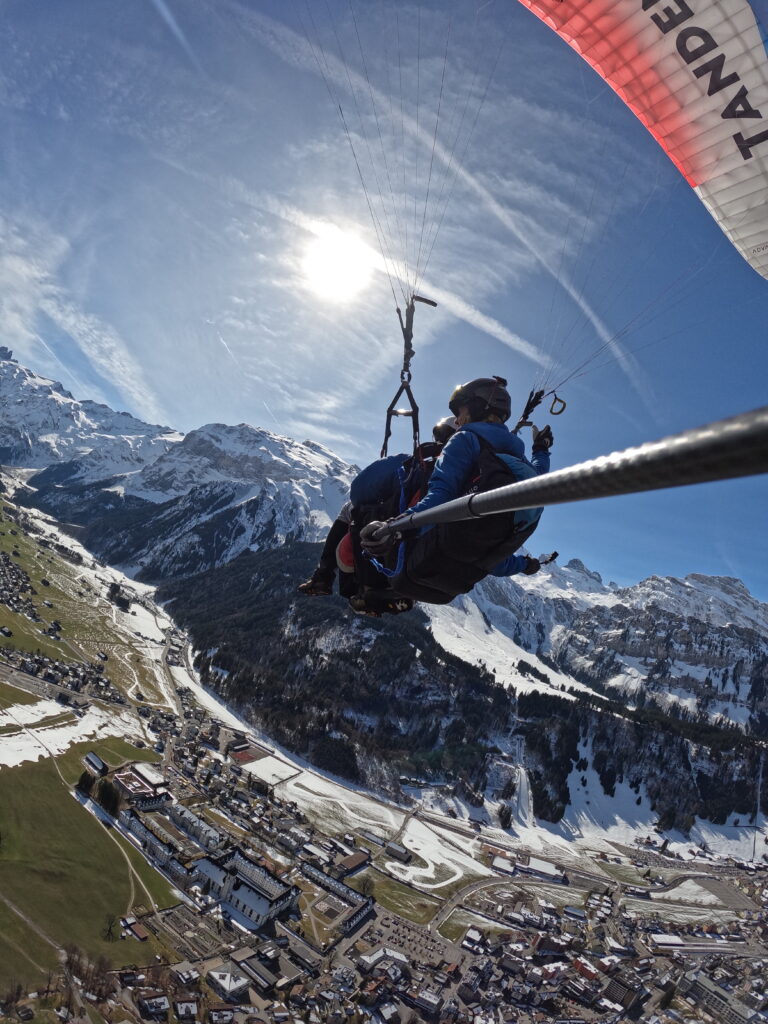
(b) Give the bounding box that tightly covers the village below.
[1,486,767,1024]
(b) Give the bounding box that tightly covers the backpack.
[391,436,543,604]
[338,443,442,604]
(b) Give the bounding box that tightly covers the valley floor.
[1,496,767,1023]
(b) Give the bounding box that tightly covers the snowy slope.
[428,558,768,731]
[0,352,181,479]
[4,350,765,729]
[124,422,353,506]
[2,354,356,578]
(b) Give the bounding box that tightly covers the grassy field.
[0,899,60,988]
[0,503,167,704]
[0,711,77,736]
[0,737,176,987]
[596,860,652,886]
[384,856,488,902]
[0,680,39,708]
[349,868,442,925]
[294,877,341,948]
[55,737,161,784]
[438,907,512,943]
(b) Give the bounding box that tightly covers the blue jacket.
[350,454,409,508]
[408,421,551,577]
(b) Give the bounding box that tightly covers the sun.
[301,225,376,302]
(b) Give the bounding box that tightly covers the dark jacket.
[349,454,409,508]
[407,421,551,576]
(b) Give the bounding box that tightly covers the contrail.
[220,2,651,408]
[147,0,203,72]
[216,331,242,367]
[261,197,549,367]
[262,400,280,428]
[34,334,93,400]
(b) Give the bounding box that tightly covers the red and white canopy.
[516,0,768,278]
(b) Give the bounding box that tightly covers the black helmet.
[432,416,458,444]
[448,375,511,422]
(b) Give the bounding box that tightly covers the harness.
[380,294,437,458]
[340,442,441,608]
[390,435,543,604]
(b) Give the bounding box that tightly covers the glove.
[522,556,541,576]
[531,424,553,453]
[359,521,395,558]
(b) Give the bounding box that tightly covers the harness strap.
[366,460,411,579]
[380,294,436,458]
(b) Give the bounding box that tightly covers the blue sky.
[1,0,766,599]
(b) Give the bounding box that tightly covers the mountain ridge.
[1,353,356,578]
[2,351,766,839]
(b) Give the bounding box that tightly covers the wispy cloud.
[145,0,204,72]
[0,213,169,425]
[40,293,169,424]
[218,0,654,409]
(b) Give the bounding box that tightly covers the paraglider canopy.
[515,0,768,279]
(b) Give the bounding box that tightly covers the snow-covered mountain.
[3,350,766,838]
[123,422,353,506]
[79,423,355,578]
[1,352,355,578]
[0,350,181,479]
[428,559,768,733]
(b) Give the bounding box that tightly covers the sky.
[1,0,767,600]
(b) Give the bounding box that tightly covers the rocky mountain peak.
[0,355,181,478]
[124,420,356,506]
[564,558,603,584]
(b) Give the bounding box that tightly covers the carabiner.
[549,393,566,416]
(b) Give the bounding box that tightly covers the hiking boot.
[297,568,335,596]
[348,593,413,617]
[349,596,381,618]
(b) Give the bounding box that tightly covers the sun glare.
[301,226,376,302]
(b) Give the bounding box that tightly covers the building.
[174,1001,198,1021]
[572,958,600,982]
[120,809,176,867]
[206,965,250,1004]
[194,848,298,929]
[171,962,200,987]
[564,906,587,922]
[337,850,369,876]
[302,842,332,866]
[492,855,516,876]
[239,958,279,994]
[137,994,170,1020]
[410,989,443,1017]
[360,830,384,846]
[648,933,685,953]
[133,762,167,791]
[678,971,759,1024]
[84,751,107,775]
[602,973,644,1012]
[359,947,410,975]
[518,856,567,884]
[385,841,412,863]
[168,802,222,851]
[208,1009,233,1024]
[115,766,168,806]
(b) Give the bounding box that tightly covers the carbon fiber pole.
[383,405,768,534]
